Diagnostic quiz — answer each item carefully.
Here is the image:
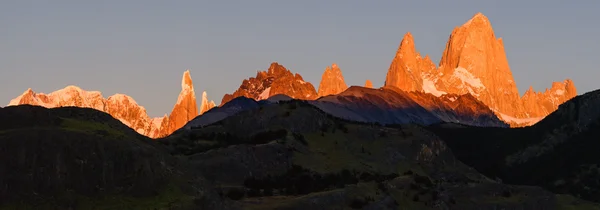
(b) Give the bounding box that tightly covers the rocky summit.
[364,79,374,88]
[317,63,348,97]
[384,13,576,127]
[220,62,318,105]
[163,70,199,136]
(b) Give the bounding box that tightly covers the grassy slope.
[0,106,225,210]
[160,101,600,209]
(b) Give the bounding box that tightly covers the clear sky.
[2,0,599,117]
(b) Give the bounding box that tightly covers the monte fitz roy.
[2,12,598,210]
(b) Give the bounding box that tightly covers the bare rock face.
[8,70,206,138]
[200,91,216,114]
[317,63,348,97]
[7,86,164,137]
[384,32,437,93]
[436,12,524,118]
[164,70,198,135]
[365,80,373,88]
[522,79,578,118]
[383,13,577,126]
[220,62,318,105]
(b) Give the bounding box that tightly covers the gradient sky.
[2,0,599,117]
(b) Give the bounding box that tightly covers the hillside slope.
[427,89,600,202]
[159,100,593,209]
[181,87,507,133]
[0,105,230,209]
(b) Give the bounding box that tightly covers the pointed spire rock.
[564,79,577,96]
[166,70,199,134]
[318,63,348,97]
[182,70,194,92]
[398,32,417,60]
[384,32,429,92]
[200,91,216,114]
[365,80,373,88]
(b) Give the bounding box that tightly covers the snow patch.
[554,89,564,96]
[421,73,446,97]
[258,87,271,100]
[453,67,485,89]
[152,117,165,128]
[108,94,137,104]
[495,111,543,125]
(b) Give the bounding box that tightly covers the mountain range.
[6,13,575,136]
[1,12,599,209]
[7,70,215,138]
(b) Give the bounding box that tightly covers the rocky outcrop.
[7,85,164,137]
[317,63,348,97]
[436,12,524,118]
[220,62,318,105]
[384,32,437,93]
[383,13,577,126]
[200,91,216,114]
[8,70,207,138]
[364,80,373,88]
[163,70,198,135]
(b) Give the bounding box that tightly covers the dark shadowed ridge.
[426,89,600,202]
[177,85,507,134]
[0,105,231,209]
[311,86,507,127]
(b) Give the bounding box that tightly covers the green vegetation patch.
[291,124,419,175]
[556,194,600,210]
[59,117,127,138]
[0,181,195,210]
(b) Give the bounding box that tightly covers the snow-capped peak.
[107,93,138,105]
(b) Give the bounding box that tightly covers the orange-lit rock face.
[221,62,318,105]
[8,85,166,138]
[200,91,216,115]
[384,32,437,92]
[317,63,348,97]
[383,13,577,126]
[8,70,209,138]
[164,70,198,135]
[364,80,373,88]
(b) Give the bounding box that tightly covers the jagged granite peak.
[383,12,577,127]
[165,70,199,135]
[436,12,521,119]
[521,79,578,119]
[364,80,373,88]
[7,85,164,137]
[181,69,194,93]
[384,32,437,93]
[200,91,216,115]
[220,62,318,105]
[317,63,348,97]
